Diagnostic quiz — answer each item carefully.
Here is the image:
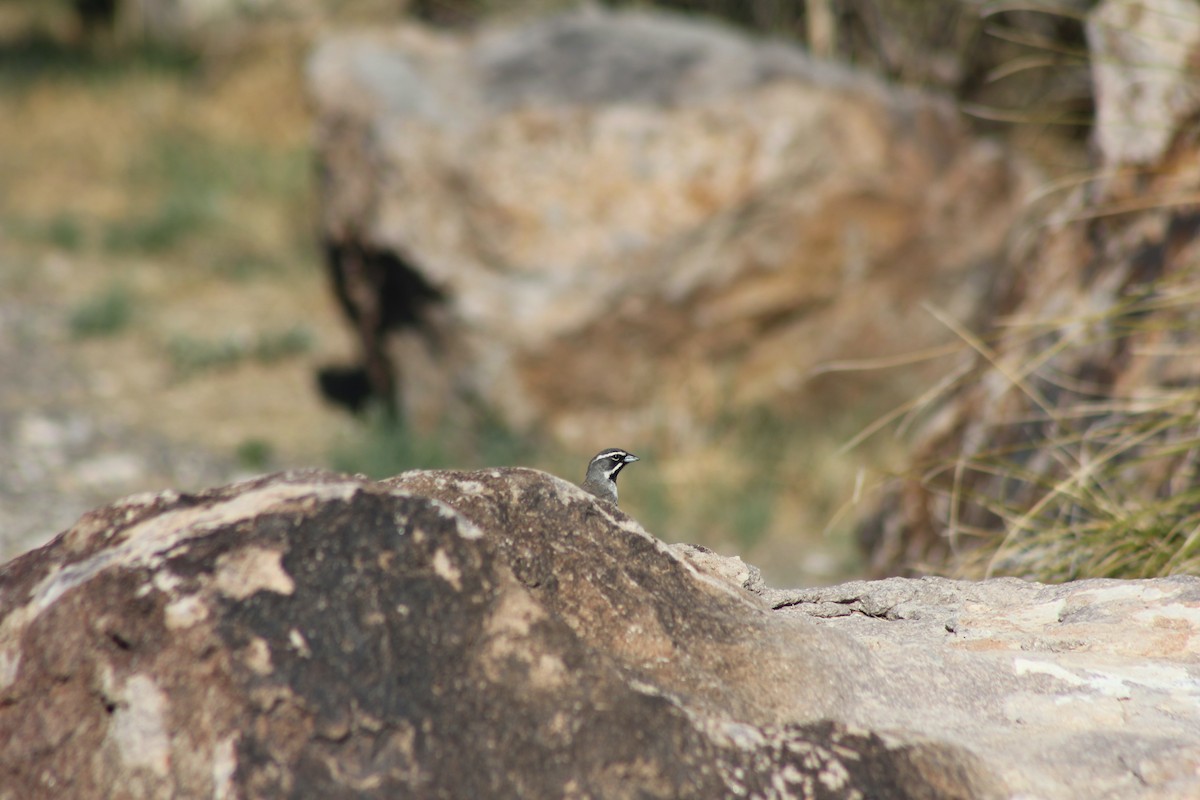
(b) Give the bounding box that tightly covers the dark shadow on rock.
[320,239,446,415]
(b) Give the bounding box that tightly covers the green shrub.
[69,282,136,338]
[236,438,275,471]
[328,408,536,479]
[166,325,313,378]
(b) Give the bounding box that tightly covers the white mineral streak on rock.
[211,734,239,800]
[431,548,462,590]
[214,546,295,600]
[164,593,209,629]
[109,674,172,778]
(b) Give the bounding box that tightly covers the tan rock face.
[309,8,1035,445]
[1089,0,1200,169]
[773,575,1200,800]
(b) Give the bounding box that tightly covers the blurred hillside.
[0,0,358,560]
[0,0,1097,584]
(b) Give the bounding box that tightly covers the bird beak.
[624,454,640,463]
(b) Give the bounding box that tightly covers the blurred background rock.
[6,0,1192,587]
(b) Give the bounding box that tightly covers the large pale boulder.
[2,468,1196,798]
[309,8,1034,445]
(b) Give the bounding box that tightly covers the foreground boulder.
[1,469,1197,798]
[308,8,1033,444]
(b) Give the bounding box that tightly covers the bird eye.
[611,455,623,462]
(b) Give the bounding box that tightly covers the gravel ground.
[0,289,240,563]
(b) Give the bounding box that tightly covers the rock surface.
[773,577,1200,799]
[1089,0,1200,168]
[3,468,1197,799]
[308,7,1034,445]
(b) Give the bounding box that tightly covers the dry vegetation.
[890,272,1200,581]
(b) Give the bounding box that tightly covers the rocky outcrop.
[3,468,1197,798]
[308,7,1034,445]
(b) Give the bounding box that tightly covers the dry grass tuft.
[867,274,1200,581]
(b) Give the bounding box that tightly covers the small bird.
[580,448,640,505]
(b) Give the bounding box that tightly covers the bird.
[579,448,640,505]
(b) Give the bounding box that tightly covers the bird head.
[585,448,639,484]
